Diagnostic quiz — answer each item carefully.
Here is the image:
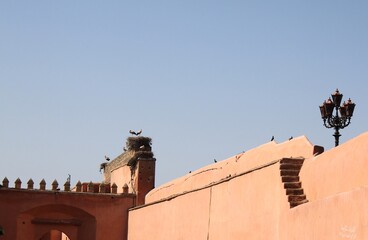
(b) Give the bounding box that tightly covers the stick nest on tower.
[126,136,152,151]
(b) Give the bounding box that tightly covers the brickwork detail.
[280,158,308,208]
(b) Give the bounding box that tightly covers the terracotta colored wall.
[128,137,315,240]
[280,186,368,239]
[128,161,289,239]
[279,132,368,240]
[134,160,155,205]
[3,133,368,239]
[146,136,315,203]
[110,165,133,194]
[109,159,155,204]
[128,188,211,240]
[300,132,368,201]
[0,189,135,240]
[128,133,368,240]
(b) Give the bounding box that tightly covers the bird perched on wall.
[270,136,274,141]
[105,155,110,161]
[289,136,293,141]
[100,162,107,172]
[129,129,142,136]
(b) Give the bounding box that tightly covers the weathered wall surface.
[146,136,315,203]
[128,163,287,240]
[128,132,368,240]
[208,164,287,240]
[128,136,316,240]
[279,132,368,240]
[300,132,368,201]
[128,189,211,240]
[3,133,368,239]
[104,136,155,203]
[0,189,135,240]
[281,186,368,240]
[110,165,133,194]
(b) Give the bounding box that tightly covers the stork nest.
[126,136,152,151]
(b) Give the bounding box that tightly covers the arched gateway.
[17,204,96,240]
[39,229,71,240]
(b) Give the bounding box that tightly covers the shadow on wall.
[39,229,71,240]
[19,204,96,240]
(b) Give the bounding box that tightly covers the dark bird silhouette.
[289,136,293,141]
[129,129,142,136]
[189,171,192,173]
[105,155,110,161]
[214,159,217,163]
[270,136,274,141]
[100,162,107,172]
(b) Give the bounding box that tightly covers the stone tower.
[102,136,156,205]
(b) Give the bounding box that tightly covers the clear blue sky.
[1,1,367,187]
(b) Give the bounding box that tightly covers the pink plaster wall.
[3,132,368,240]
[208,165,287,240]
[110,165,133,194]
[128,163,289,240]
[128,189,211,240]
[128,150,295,240]
[300,132,368,202]
[128,132,368,240]
[146,136,315,203]
[281,186,368,239]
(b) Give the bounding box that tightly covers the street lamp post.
[319,89,356,147]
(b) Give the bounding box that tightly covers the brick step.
[284,182,302,189]
[288,194,307,202]
[282,176,299,182]
[290,199,309,208]
[286,188,304,195]
[280,170,300,176]
[280,158,304,165]
[280,163,302,170]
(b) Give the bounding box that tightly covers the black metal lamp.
[319,89,356,147]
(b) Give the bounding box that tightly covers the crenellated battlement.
[1,177,132,195]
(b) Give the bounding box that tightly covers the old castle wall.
[2,132,368,239]
[127,132,368,240]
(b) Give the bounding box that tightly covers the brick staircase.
[280,158,308,208]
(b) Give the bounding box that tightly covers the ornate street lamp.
[319,89,356,147]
